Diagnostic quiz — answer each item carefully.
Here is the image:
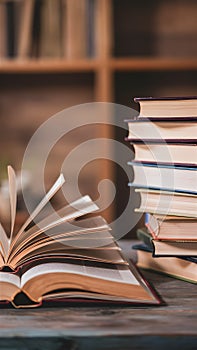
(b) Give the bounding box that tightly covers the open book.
[0,166,159,308]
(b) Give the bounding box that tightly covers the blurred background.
[0,0,197,237]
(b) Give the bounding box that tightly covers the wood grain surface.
[0,240,196,349]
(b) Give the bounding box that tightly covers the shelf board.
[0,59,99,73]
[110,57,197,71]
[1,57,197,74]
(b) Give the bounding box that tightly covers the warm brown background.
[0,0,197,237]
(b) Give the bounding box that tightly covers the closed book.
[0,166,159,308]
[40,0,63,58]
[128,162,197,194]
[5,0,15,57]
[132,142,197,166]
[17,0,35,58]
[135,188,197,218]
[126,117,197,143]
[133,243,197,284]
[64,0,87,58]
[0,1,7,58]
[137,228,197,257]
[145,213,197,240]
[134,96,197,118]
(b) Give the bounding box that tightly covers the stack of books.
[125,96,197,284]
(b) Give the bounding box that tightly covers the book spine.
[0,1,7,59]
[86,0,95,57]
[136,229,154,251]
[5,0,15,57]
[31,0,42,58]
[17,0,35,58]
[144,214,158,239]
[64,0,87,59]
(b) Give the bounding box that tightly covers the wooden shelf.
[1,0,197,227]
[1,57,197,74]
[110,57,197,71]
[0,59,100,73]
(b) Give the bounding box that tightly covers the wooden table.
[0,240,196,350]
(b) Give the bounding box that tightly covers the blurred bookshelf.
[0,0,197,232]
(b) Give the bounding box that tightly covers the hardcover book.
[0,166,159,308]
[135,188,197,218]
[145,213,197,240]
[126,117,197,142]
[136,228,197,257]
[131,142,197,166]
[133,242,197,284]
[134,96,197,118]
[128,162,197,194]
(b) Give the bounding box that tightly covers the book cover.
[133,241,197,284]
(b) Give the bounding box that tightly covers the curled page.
[8,166,17,241]
[10,173,65,248]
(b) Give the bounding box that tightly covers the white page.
[0,223,9,258]
[11,215,109,255]
[8,166,17,242]
[9,196,100,258]
[10,173,65,247]
[21,262,140,288]
[0,272,20,288]
[23,195,99,237]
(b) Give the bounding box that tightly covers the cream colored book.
[134,96,197,118]
[135,188,197,218]
[133,143,197,166]
[0,166,159,307]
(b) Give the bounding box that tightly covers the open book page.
[0,271,20,287]
[0,271,20,302]
[8,166,17,241]
[0,166,17,261]
[9,216,110,261]
[9,196,101,257]
[21,262,139,289]
[10,173,65,248]
[11,234,126,269]
[20,260,158,304]
[0,249,4,266]
[9,195,100,258]
[43,290,146,303]
[0,223,9,259]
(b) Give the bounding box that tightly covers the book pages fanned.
[0,166,160,307]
